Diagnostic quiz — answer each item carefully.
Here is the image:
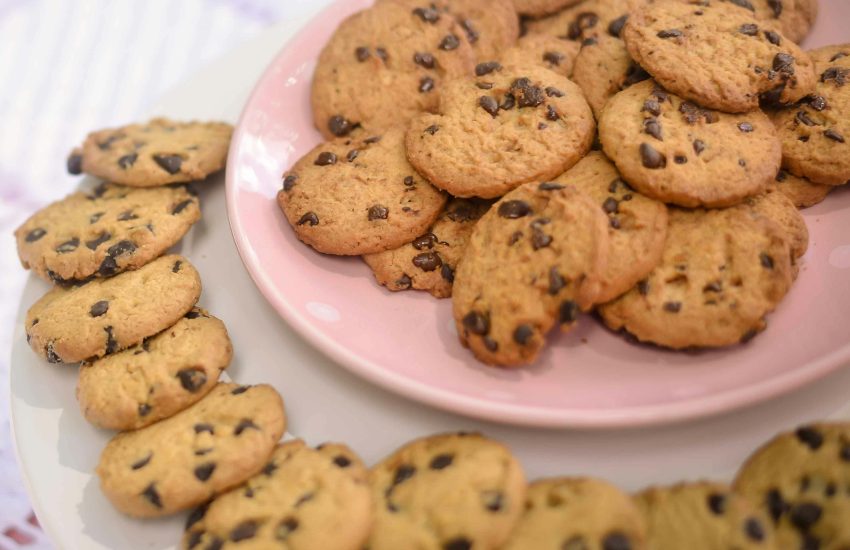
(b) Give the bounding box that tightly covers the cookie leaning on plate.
[773,169,832,209]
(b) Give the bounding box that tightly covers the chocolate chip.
[44,342,61,363]
[479,95,499,117]
[413,252,442,271]
[841,444,850,461]
[795,426,823,449]
[602,197,619,214]
[511,77,545,107]
[545,87,564,98]
[25,228,46,242]
[475,61,501,76]
[500,93,516,110]
[740,23,759,35]
[83,231,110,250]
[744,518,765,541]
[315,151,337,166]
[513,324,534,345]
[482,490,503,512]
[462,311,489,335]
[796,110,816,126]
[375,47,388,62]
[194,423,214,434]
[773,53,796,74]
[707,493,726,515]
[194,463,216,482]
[764,30,781,45]
[282,174,297,191]
[234,419,259,436]
[539,182,564,191]
[332,455,351,468]
[430,454,453,469]
[439,34,459,50]
[767,0,782,16]
[637,279,650,295]
[559,300,578,325]
[172,199,194,215]
[396,274,412,289]
[548,267,566,295]
[414,52,436,69]
[393,464,416,485]
[790,503,822,531]
[640,143,666,169]
[368,205,389,220]
[413,6,440,23]
[55,237,80,253]
[824,129,845,143]
[642,99,661,116]
[131,453,152,470]
[738,121,754,132]
[546,105,559,121]
[177,368,207,392]
[608,14,627,37]
[153,154,183,174]
[644,118,663,141]
[297,212,319,226]
[417,76,435,93]
[603,533,632,550]
[498,200,532,218]
[460,18,479,43]
[679,101,717,124]
[118,153,137,169]
[355,46,370,62]
[67,152,83,175]
[567,12,598,39]
[345,149,359,163]
[275,517,299,540]
[97,134,123,150]
[766,489,787,521]
[663,301,681,313]
[623,63,651,87]
[441,264,454,282]
[657,29,682,38]
[674,155,687,164]
[104,326,118,354]
[483,336,498,352]
[328,115,354,137]
[543,51,564,65]
[425,124,439,135]
[138,403,151,416]
[759,252,774,269]
[142,483,162,508]
[476,82,494,90]
[185,503,208,531]
[413,233,437,250]
[443,538,472,550]
[230,520,256,542]
[808,95,828,110]
[89,300,109,317]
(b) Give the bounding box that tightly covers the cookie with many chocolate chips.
[500,34,581,78]
[525,0,639,43]
[622,0,816,112]
[598,207,793,349]
[311,1,475,140]
[97,383,286,518]
[25,255,201,364]
[363,198,491,298]
[72,118,232,187]
[744,186,808,263]
[635,481,777,549]
[773,169,831,208]
[15,182,200,285]
[503,477,647,550]
[367,432,527,550]
[77,308,232,431]
[513,0,584,17]
[406,65,595,198]
[554,151,668,304]
[716,0,818,44]
[599,80,781,208]
[770,44,850,186]
[452,182,609,366]
[572,34,650,118]
[734,423,850,550]
[278,126,446,255]
[182,440,371,550]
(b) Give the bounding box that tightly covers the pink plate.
[226,0,850,428]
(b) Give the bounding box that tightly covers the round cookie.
[310,1,475,140]
[72,118,232,187]
[572,35,651,119]
[363,198,491,298]
[622,0,817,112]
[525,0,638,43]
[770,44,850,186]
[182,440,372,550]
[77,308,232,431]
[598,207,793,349]
[774,169,831,208]
[452,182,609,366]
[25,255,201,364]
[716,0,818,44]
[599,80,781,208]
[15,182,200,285]
[554,151,668,304]
[367,432,527,550]
[734,423,850,550]
[500,34,582,78]
[744,187,809,261]
[406,65,595,198]
[513,0,584,17]
[635,481,777,550]
[503,477,647,550]
[277,126,447,255]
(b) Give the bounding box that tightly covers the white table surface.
[9,2,850,549]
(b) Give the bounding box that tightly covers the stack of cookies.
[279,0,849,367]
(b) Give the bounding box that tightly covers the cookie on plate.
[525,0,638,43]
[744,187,809,262]
[182,439,372,550]
[363,198,490,298]
[15,182,200,285]
[453,182,609,366]
[635,481,777,549]
[734,423,850,550]
[773,169,831,209]
[572,34,650,118]
[278,126,446,255]
[500,34,581,78]
[311,1,475,140]
[513,0,583,17]
[770,44,850,186]
[716,0,818,44]
[503,477,647,550]
[368,432,526,550]
[97,383,286,518]
[70,118,232,187]
[77,308,232,431]
[598,207,793,349]
[622,0,816,112]
[554,151,668,304]
[25,255,201,364]
[406,65,595,198]
[599,80,781,208]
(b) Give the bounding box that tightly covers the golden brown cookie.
[773,169,832,208]
[744,186,809,262]
[572,34,650,118]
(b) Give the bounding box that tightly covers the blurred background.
[0,0,297,546]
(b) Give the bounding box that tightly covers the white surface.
[9,4,850,550]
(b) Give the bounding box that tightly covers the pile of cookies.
[278,0,848,367]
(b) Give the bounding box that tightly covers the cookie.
[635,481,777,549]
[744,186,808,261]
[622,0,816,112]
[406,65,595,198]
[182,439,372,550]
[367,432,526,550]
[25,255,201,364]
[452,182,609,366]
[363,198,491,298]
[72,118,232,187]
[554,151,668,304]
[716,0,818,44]
[500,34,582,78]
[277,126,447,255]
[770,44,850,186]
[525,0,638,43]
[734,423,850,550]
[513,0,583,17]
[15,182,200,285]
[599,80,781,208]
[97,383,286,518]
[76,308,232,431]
[502,477,647,550]
[311,1,475,140]
[598,207,793,349]
[572,35,651,118]
[774,169,831,209]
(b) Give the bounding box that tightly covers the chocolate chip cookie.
[97,383,286,518]
[572,34,650,118]
[278,126,446,255]
[745,186,809,262]
[452,182,609,366]
[368,432,526,550]
[71,118,232,187]
[599,80,781,208]
[525,0,638,43]
[500,34,581,78]
[406,65,595,198]
[15,182,200,285]
[77,308,232,431]
[25,255,201,364]
[773,169,831,208]
[599,207,793,349]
